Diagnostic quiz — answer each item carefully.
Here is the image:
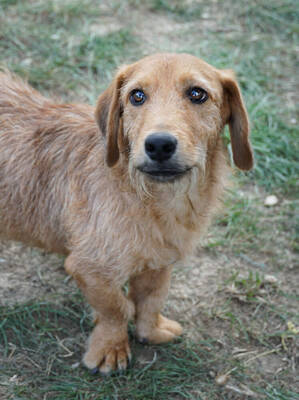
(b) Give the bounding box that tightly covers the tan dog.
[0,53,253,374]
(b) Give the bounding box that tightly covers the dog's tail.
[0,68,51,111]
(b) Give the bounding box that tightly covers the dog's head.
[95,53,253,185]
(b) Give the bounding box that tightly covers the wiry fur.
[0,53,253,374]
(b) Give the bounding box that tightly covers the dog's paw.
[83,323,131,375]
[137,314,183,344]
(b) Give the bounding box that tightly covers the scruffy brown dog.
[0,53,253,374]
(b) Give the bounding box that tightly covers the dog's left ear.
[220,70,254,170]
[95,66,129,167]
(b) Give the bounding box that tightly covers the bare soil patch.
[0,241,68,306]
[0,230,297,391]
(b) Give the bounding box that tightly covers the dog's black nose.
[145,133,177,162]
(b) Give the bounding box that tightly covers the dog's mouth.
[137,165,192,182]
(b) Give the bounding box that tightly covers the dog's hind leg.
[65,254,135,374]
[129,266,183,344]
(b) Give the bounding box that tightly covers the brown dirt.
[0,241,70,306]
[0,232,297,390]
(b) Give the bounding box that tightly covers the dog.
[0,53,253,375]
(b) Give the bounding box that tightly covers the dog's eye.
[130,89,146,106]
[187,87,208,104]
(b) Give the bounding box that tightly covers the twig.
[244,346,281,365]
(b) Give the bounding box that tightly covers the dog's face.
[96,53,253,184]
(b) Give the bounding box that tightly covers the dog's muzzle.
[137,132,191,182]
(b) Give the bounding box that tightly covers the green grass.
[0,0,298,398]
[0,0,138,99]
[143,0,202,19]
[1,298,298,399]
[182,1,299,194]
[0,299,238,399]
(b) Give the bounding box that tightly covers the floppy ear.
[95,68,127,167]
[220,70,254,170]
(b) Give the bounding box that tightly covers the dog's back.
[0,72,98,253]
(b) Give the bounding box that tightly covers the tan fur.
[0,53,253,374]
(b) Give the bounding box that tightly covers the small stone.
[21,58,32,67]
[264,195,278,207]
[215,373,230,385]
[264,274,278,284]
[9,375,18,383]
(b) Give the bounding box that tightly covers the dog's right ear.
[95,66,129,167]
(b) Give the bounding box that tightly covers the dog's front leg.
[65,255,135,374]
[129,266,183,344]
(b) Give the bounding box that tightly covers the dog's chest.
[138,192,203,266]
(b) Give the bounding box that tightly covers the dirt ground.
[0,230,297,390]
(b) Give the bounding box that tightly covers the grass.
[0,0,138,98]
[1,298,298,399]
[142,0,203,19]
[0,299,237,399]
[0,0,298,399]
